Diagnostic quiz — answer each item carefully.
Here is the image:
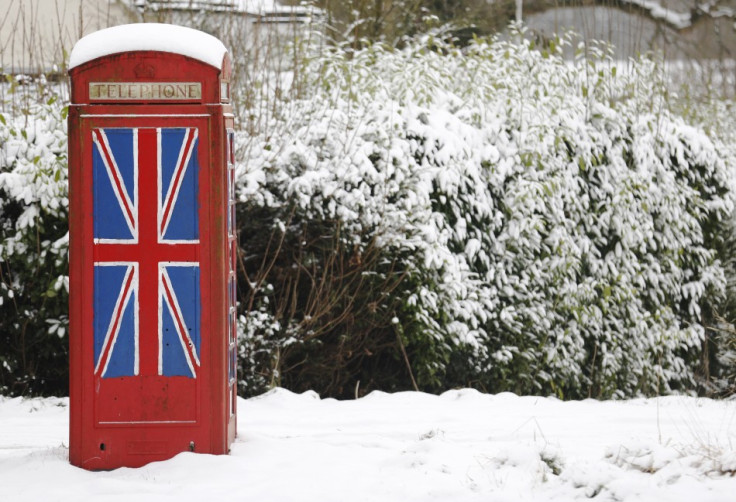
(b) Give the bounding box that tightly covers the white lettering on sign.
[89,82,202,101]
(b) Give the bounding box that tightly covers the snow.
[69,24,228,70]
[626,0,692,29]
[233,0,316,14]
[228,0,313,14]
[2,389,736,501]
[136,0,319,16]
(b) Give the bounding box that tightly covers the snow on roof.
[625,0,691,29]
[69,23,228,70]
[133,0,317,16]
[231,0,313,14]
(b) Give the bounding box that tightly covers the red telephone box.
[67,24,238,470]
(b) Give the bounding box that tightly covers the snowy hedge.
[236,34,736,398]
[1,32,735,398]
[0,83,69,395]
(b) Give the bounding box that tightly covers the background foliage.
[234,31,736,399]
[0,79,69,395]
[2,26,736,398]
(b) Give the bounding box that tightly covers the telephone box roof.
[69,23,228,70]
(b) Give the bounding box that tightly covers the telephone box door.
[83,116,212,426]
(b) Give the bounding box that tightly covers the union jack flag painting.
[92,127,201,379]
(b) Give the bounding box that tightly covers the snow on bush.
[1,30,734,399]
[235,32,736,398]
[0,81,69,395]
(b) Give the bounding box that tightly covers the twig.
[396,328,419,392]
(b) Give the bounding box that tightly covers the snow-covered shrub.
[235,31,736,398]
[669,82,736,395]
[0,80,69,395]
[1,29,734,400]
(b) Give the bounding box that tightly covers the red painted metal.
[68,47,236,470]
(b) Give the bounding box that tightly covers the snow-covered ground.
[2,389,736,501]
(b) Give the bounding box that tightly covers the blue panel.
[161,129,199,241]
[166,265,201,355]
[161,301,195,377]
[160,128,185,199]
[227,200,232,235]
[164,147,199,240]
[93,129,135,240]
[104,289,136,378]
[105,129,136,198]
[93,265,136,377]
[161,265,200,377]
[228,310,235,381]
[93,265,127,362]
